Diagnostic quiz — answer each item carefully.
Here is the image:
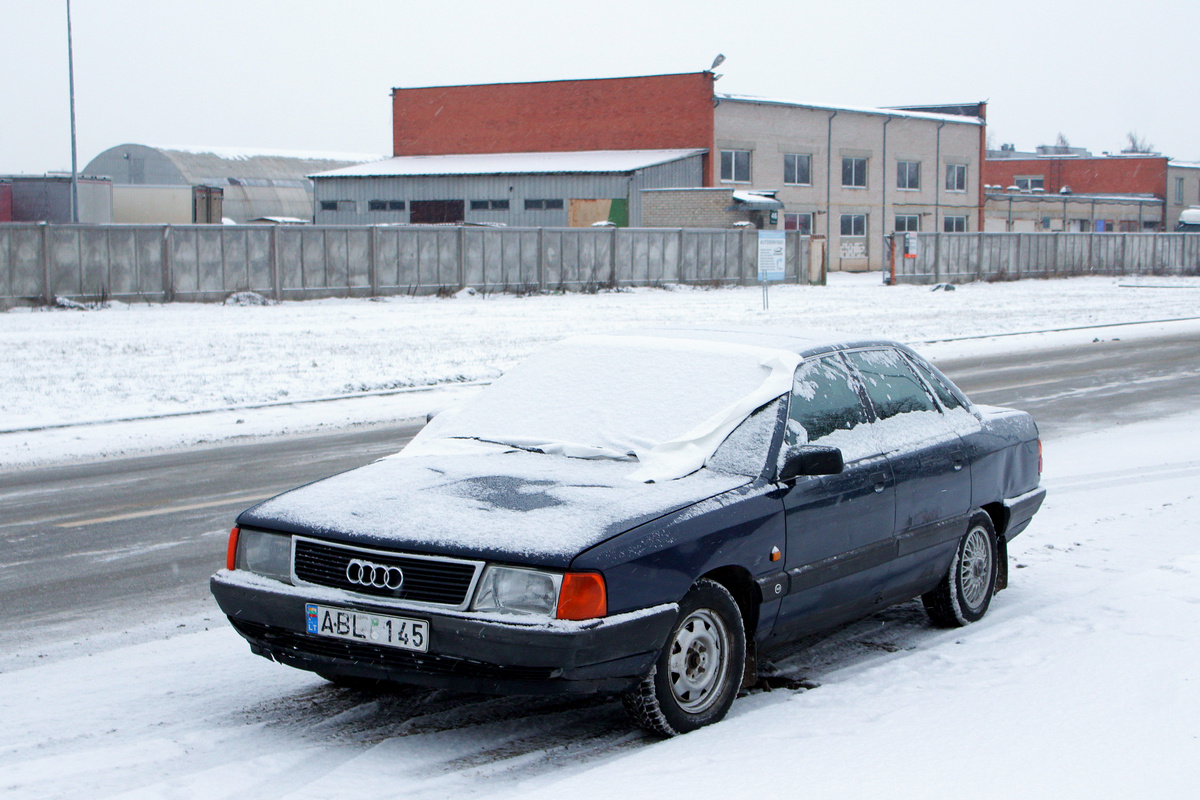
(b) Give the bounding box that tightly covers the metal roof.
[311,149,708,179]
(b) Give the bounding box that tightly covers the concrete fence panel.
[2,223,838,307]
[892,231,1200,284]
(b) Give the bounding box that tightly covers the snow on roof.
[717,94,984,125]
[731,190,784,210]
[155,145,384,163]
[310,149,708,179]
[1169,160,1200,170]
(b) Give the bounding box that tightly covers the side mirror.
[778,445,844,483]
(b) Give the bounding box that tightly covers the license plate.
[306,603,429,653]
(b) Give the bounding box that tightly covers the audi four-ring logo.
[345,558,404,590]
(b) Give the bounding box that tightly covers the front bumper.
[210,570,677,696]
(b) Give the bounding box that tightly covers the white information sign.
[757,231,786,282]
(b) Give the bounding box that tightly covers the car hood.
[237,449,751,568]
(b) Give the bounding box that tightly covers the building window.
[388,200,405,211]
[897,161,921,190]
[1175,177,1185,204]
[721,150,752,182]
[783,154,811,186]
[895,215,920,232]
[368,200,405,212]
[944,215,967,232]
[784,212,813,234]
[1014,176,1044,191]
[945,164,967,193]
[840,214,866,237]
[320,200,356,213]
[524,198,564,210]
[842,157,867,188]
[320,201,337,212]
[470,199,510,210]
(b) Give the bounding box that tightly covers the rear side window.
[787,356,869,447]
[844,349,936,420]
[904,353,965,411]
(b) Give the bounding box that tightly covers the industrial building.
[312,149,705,228]
[83,144,382,223]
[984,147,1200,231]
[314,72,986,272]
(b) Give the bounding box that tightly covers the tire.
[622,578,746,737]
[923,512,999,627]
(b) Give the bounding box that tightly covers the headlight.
[234,529,292,583]
[472,566,562,616]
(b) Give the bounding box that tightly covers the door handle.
[869,471,888,493]
[950,449,965,471]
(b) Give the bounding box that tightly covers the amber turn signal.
[226,526,240,571]
[770,545,782,562]
[556,572,607,620]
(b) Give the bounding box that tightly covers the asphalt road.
[2,329,1198,658]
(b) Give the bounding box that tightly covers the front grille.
[231,619,559,682]
[293,538,480,607]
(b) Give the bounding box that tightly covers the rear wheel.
[923,513,998,627]
[622,578,746,736]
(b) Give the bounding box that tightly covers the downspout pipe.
[881,116,891,280]
[826,109,838,279]
[934,120,946,234]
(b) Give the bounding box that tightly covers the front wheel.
[923,513,999,627]
[622,578,746,737]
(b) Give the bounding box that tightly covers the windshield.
[402,334,800,482]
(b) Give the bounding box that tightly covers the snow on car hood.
[238,449,751,565]
[399,333,800,483]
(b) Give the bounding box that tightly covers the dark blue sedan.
[211,327,1045,736]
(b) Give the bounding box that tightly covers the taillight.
[226,526,240,571]
[556,572,607,620]
[1038,439,1043,475]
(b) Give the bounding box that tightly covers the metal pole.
[66,0,79,224]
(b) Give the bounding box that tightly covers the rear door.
[842,348,972,599]
[774,354,897,639]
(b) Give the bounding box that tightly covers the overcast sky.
[2,0,1196,175]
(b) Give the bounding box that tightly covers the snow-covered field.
[3,272,1200,467]
[2,409,1197,799]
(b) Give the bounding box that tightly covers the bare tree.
[1055,132,1071,150]
[1121,131,1155,154]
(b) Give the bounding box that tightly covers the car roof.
[610,325,900,359]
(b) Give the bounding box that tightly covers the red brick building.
[392,72,718,184]
[984,153,1200,230]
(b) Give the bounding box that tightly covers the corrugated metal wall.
[312,155,705,227]
[0,222,811,305]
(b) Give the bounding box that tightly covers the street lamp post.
[67,0,79,223]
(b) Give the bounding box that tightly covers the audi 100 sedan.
[210,327,1045,736]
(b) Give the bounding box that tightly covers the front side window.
[1014,176,1044,191]
[897,161,921,190]
[840,214,866,237]
[721,150,752,182]
[944,216,967,233]
[946,164,967,192]
[895,215,920,232]
[784,212,813,234]
[842,157,868,188]
[787,356,872,460]
[783,153,811,185]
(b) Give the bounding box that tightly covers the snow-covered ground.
[4,273,1200,468]
[2,408,1197,799]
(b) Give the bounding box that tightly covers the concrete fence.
[0,223,816,306]
[892,232,1200,285]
